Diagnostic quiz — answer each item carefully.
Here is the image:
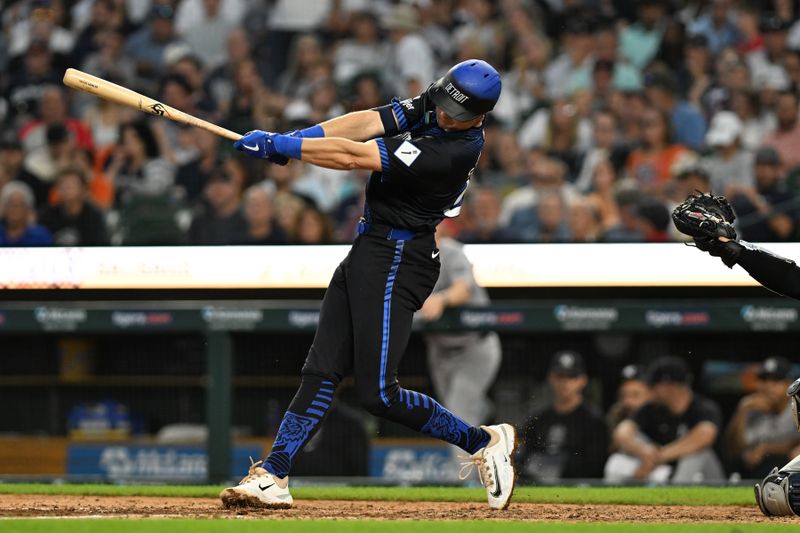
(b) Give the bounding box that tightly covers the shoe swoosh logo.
[244,143,260,152]
[489,459,502,498]
[258,483,275,491]
[431,250,440,259]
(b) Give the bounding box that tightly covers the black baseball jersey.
[632,395,722,447]
[368,93,484,232]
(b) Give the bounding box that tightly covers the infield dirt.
[0,494,793,523]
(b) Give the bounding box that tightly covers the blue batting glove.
[234,130,278,159]
[266,130,300,166]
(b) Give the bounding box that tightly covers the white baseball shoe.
[459,423,517,510]
[220,459,293,509]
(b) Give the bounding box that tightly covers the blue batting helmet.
[427,59,502,121]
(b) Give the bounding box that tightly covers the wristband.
[298,125,324,138]
[273,134,303,160]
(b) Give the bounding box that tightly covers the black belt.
[357,218,427,241]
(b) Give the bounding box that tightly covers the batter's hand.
[234,130,279,159]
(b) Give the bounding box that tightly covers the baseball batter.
[219,60,516,510]
[673,192,800,515]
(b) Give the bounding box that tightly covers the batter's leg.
[262,261,354,478]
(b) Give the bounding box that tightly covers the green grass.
[0,521,795,533]
[0,483,755,506]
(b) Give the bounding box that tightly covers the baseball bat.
[62,68,242,141]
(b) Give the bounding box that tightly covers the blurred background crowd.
[3,0,800,245]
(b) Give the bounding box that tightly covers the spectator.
[175,128,222,203]
[517,98,592,174]
[7,40,62,122]
[79,29,137,100]
[731,146,797,242]
[762,91,800,174]
[569,196,601,243]
[39,167,109,246]
[724,357,800,478]
[601,188,645,242]
[332,11,387,87]
[626,108,689,195]
[687,0,740,56]
[574,110,629,193]
[292,204,333,245]
[509,188,571,243]
[381,4,435,98]
[607,356,725,483]
[493,32,550,130]
[544,16,593,100]
[241,185,287,244]
[19,86,94,152]
[519,351,609,482]
[636,196,672,242]
[619,0,667,71]
[23,124,75,204]
[585,158,622,232]
[460,187,515,244]
[606,365,652,434]
[418,232,501,428]
[699,111,755,196]
[644,70,707,151]
[500,155,577,226]
[0,181,53,246]
[483,131,527,186]
[175,0,240,69]
[107,121,175,203]
[125,3,186,83]
[0,138,46,207]
[749,14,791,82]
[188,168,247,244]
[729,89,775,153]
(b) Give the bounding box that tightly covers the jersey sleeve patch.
[393,140,421,167]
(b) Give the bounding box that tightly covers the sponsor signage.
[370,445,455,482]
[67,444,262,481]
[554,305,619,331]
[645,310,711,328]
[34,307,87,331]
[740,305,799,331]
[111,311,174,328]
[201,307,263,331]
[459,310,524,329]
[287,310,320,329]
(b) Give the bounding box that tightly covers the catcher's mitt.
[672,192,737,242]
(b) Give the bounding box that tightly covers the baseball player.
[219,60,516,510]
[673,193,800,515]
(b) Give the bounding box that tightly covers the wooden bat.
[62,68,242,141]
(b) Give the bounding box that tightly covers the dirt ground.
[0,494,794,522]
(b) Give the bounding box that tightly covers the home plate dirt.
[0,494,790,522]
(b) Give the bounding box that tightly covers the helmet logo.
[445,82,470,104]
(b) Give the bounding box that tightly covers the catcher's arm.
[673,192,800,299]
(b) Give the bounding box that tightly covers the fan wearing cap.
[518,351,609,483]
[724,357,800,478]
[698,111,755,196]
[608,356,725,483]
[223,61,518,511]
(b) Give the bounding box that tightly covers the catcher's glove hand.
[672,191,737,241]
[672,192,742,267]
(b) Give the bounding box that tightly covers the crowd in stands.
[3,0,800,245]
[517,352,800,483]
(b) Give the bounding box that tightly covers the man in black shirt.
[608,356,725,483]
[220,60,516,511]
[39,167,109,246]
[519,351,609,482]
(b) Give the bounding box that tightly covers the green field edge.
[0,484,755,506]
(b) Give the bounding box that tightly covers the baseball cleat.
[459,423,517,510]
[220,458,293,509]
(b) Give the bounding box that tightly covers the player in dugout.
[672,191,800,516]
[218,60,516,511]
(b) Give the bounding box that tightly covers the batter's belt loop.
[357,218,418,241]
